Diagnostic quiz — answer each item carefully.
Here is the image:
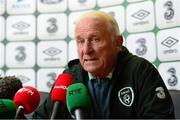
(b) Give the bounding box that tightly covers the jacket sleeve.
[135,60,175,118]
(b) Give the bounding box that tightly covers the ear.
[115,35,123,47]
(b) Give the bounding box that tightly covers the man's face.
[75,18,121,77]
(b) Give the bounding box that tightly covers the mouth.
[84,58,97,62]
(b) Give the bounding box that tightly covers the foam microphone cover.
[0,99,16,118]
[66,83,91,115]
[13,86,40,114]
[51,73,73,104]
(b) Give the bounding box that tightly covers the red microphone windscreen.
[13,86,40,114]
[51,73,73,104]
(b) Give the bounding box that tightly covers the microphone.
[66,83,91,120]
[0,99,16,119]
[50,73,73,119]
[13,86,40,119]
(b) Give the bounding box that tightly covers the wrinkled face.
[75,18,122,77]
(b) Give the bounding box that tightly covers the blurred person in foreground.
[0,76,22,100]
[32,11,174,119]
[0,76,22,119]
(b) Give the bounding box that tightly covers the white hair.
[76,11,121,37]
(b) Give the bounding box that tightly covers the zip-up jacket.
[32,46,174,119]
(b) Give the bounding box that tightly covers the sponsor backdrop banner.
[0,0,180,92]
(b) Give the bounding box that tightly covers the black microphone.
[66,83,91,120]
[50,73,73,119]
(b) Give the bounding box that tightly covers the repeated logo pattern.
[132,9,150,20]
[12,21,30,31]
[161,36,178,48]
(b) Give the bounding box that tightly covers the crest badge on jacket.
[118,87,134,107]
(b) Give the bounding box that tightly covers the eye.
[92,37,100,42]
[77,38,84,44]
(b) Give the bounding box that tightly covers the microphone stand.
[74,108,86,120]
[14,105,26,119]
[50,102,64,120]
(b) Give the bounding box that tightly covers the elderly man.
[32,11,174,119]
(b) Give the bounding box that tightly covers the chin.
[84,67,99,73]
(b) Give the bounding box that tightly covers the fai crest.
[118,87,134,107]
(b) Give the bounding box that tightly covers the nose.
[83,40,93,54]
